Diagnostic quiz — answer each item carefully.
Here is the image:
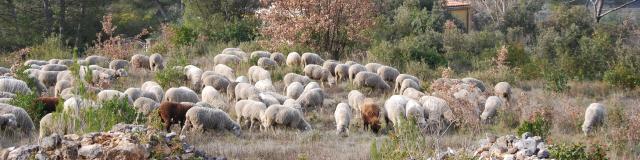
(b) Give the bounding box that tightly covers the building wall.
[449,8,469,29]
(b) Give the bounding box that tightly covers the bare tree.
[470,0,518,25]
[588,0,639,23]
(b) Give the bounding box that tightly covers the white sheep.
[133,97,159,118]
[248,66,271,83]
[41,64,68,71]
[164,87,200,103]
[251,51,271,60]
[395,74,420,93]
[462,77,486,92]
[323,60,339,77]
[0,78,32,94]
[36,70,60,87]
[261,105,311,131]
[494,82,512,103]
[85,55,109,67]
[57,59,74,66]
[301,52,324,66]
[39,113,74,139]
[55,70,75,84]
[214,54,242,66]
[399,79,420,94]
[214,64,236,80]
[0,114,17,131]
[235,100,267,130]
[234,83,259,101]
[402,88,426,100]
[131,54,150,70]
[202,74,230,92]
[582,103,605,136]
[286,82,304,99]
[48,59,60,64]
[377,66,400,82]
[257,57,278,70]
[405,100,427,129]
[184,65,204,92]
[109,59,129,70]
[303,82,321,93]
[348,64,367,81]
[303,64,334,87]
[353,71,391,92]
[348,90,365,114]
[236,76,249,83]
[24,60,48,66]
[222,48,248,61]
[420,96,453,124]
[262,92,288,104]
[124,88,143,102]
[384,95,409,129]
[270,52,286,65]
[54,80,72,98]
[257,93,281,106]
[149,53,164,71]
[286,52,301,67]
[296,88,324,110]
[283,99,302,111]
[334,63,350,84]
[0,103,35,137]
[480,96,502,123]
[365,63,383,73]
[255,79,276,92]
[334,103,352,136]
[181,107,241,136]
[283,73,311,91]
[201,86,227,110]
[97,90,133,104]
[144,86,164,102]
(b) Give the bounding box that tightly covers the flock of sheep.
[0,48,607,145]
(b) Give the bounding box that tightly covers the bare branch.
[599,0,639,18]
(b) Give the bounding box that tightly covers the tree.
[586,0,639,23]
[258,0,376,59]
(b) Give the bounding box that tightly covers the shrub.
[370,119,430,159]
[171,26,197,46]
[155,54,188,88]
[80,98,136,133]
[549,143,608,160]
[28,34,71,60]
[543,67,570,92]
[9,92,45,128]
[603,62,640,89]
[517,115,551,139]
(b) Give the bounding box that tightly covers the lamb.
[377,66,400,82]
[323,60,339,77]
[480,96,502,123]
[164,87,199,103]
[54,80,72,97]
[0,78,32,94]
[109,59,129,70]
[201,86,226,109]
[348,64,367,81]
[234,83,260,101]
[365,63,383,73]
[283,73,311,91]
[348,90,365,114]
[361,100,381,133]
[0,113,17,131]
[149,53,164,71]
[461,77,486,92]
[395,74,420,93]
[270,52,286,65]
[247,66,271,83]
[124,88,143,102]
[303,64,335,87]
[235,100,267,130]
[131,54,151,70]
[213,54,242,66]
[255,79,276,92]
[286,82,304,99]
[494,82,512,103]
[181,107,241,136]
[334,103,352,136]
[97,90,132,104]
[582,103,605,136]
[296,88,324,110]
[402,88,426,100]
[0,103,35,137]
[257,57,278,70]
[133,97,159,120]
[353,71,391,92]
[251,51,271,60]
[158,102,193,132]
[214,64,236,80]
[399,79,420,94]
[236,76,249,83]
[334,64,350,84]
[261,105,311,131]
[286,52,301,67]
[301,52,324,66]
[202,74,230,92]
[384,95,409,129]
[41,64,68,71]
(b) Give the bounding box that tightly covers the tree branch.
[599,0,639,18]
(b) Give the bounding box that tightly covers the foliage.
[543,67,570,92]
[171,26,197,46]
[517,115,551,139]
[27,34,72,60]
[154,54,187,89]
[370,119,430,159]
[603,62,640,89]
[91,14,148,59]
[183,0,259,44]
[81,98,136,133]
[9,92,45,128]
[549,143,608,160]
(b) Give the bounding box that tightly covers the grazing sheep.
[48,59,60,64]
[296,88,324,110]
[34,97,59,115]
[181,107,241,136]
[184,65,204,92]
[323,60,339,77]
[582,103,605,136]
[384,95,409,129]
[54,80,72,97]
[164,87,199,103]
[55,70,75,84]
[399,79,420,94]
[461,77,486,92]
[0,103,35,136]
[361,100,381,133]
[202,74,230,92]
[222,48,248,60]
[494,82,512,102]
[145,86,164,102]
[247,66,271,83]
[226,82,239,101]
[365,63,383,73]
[334,64,350,84]
[283,73,311,91]
[334,103,352,136]
[283,99,302,110]
[57,59,74,66]
[63,97,98,117]
[235,100,267,130]
[402,88,426,100]
[348,90,365,113]
[24,60,48,66]
[158,102,193,132]
[420,96,453,124]
[234,83,259,101]
[304,64,334,87]
[0,92,16,99]
[85,55,109,66]
[271,52,286,65]
[109,59,129,70]
[37,70,60,87]
[303,82,321,93]
[348,64,367,81]
[286,82,304,99]
[0,78,32,94]
[131,54,150,70]
[141,90,160,102]
[133,97,159,118]
[214,54,242,66]
[353,71,391,92]
[0,67,10,75]
[214,64,236,80]
[301,52,324,66]
[149,53,164,71]
[39,113,73,139]
[251,51,271,60]
[261,105,311,131]
[262,92,288,104]
[201,86,226,109]
[257,93,281,106]
[235,76,249,84]
[395,74,420,93]
[257,57,278,70]
[124,88,143,102]
[41,64,68,71]
[255,79,275,92]
[405,100,427,129]
[480,96,502,123]
[377,66,400,82]
[97,90,132,104]
[0,113,17,130]
[286,52,301,67]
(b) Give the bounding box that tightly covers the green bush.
[549,143,608,160]
[28,34,71,60]
[543,67,570,92]
[171,26,197,46]
[603,62,640,89]
[9,92,45,128]
[81,98,136,133]
[370,119,430,160]
[517,115,551,139]
[155,54,188,89]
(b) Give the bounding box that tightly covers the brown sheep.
[158,102,193,132]
[35,97,59,115]
[361,100,381,133]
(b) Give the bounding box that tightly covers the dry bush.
[91,14,148,59]
[430,78,485,132]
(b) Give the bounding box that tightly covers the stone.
[105,142,146,160]
[486,134,497,143]
[507,147,518,154]
[61,141,79,159]
[521,132,532,139]
[536,142,545,150]
[182,153,195,159]
[537,148,550,158]
[111,123,147,133]
[79,144,103,159]
[165,132,177,142]
[41,134,62,151]
[63,134,81,141]
[490,145,507,155]
[35,152,48,160]
[532,136,543,143]
[515,150,526,160]
[7,145,39,160]
[519,139,537,156]
[502,154,515,160]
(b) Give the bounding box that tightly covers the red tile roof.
[447,0,470,7]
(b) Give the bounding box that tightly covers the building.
[446,0,471,30]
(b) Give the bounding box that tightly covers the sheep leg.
[164,121,172,132]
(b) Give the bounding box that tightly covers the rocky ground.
[474,132,551,160]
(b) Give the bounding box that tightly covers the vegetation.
[517,115,552,139]
[549,143,608,160]
[80,98,136,133]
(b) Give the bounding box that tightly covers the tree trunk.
[58,0,65,35]
[6,0,19,32]
[74,1,85,48]
[153,0,169,22]
[42,0,54,34]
